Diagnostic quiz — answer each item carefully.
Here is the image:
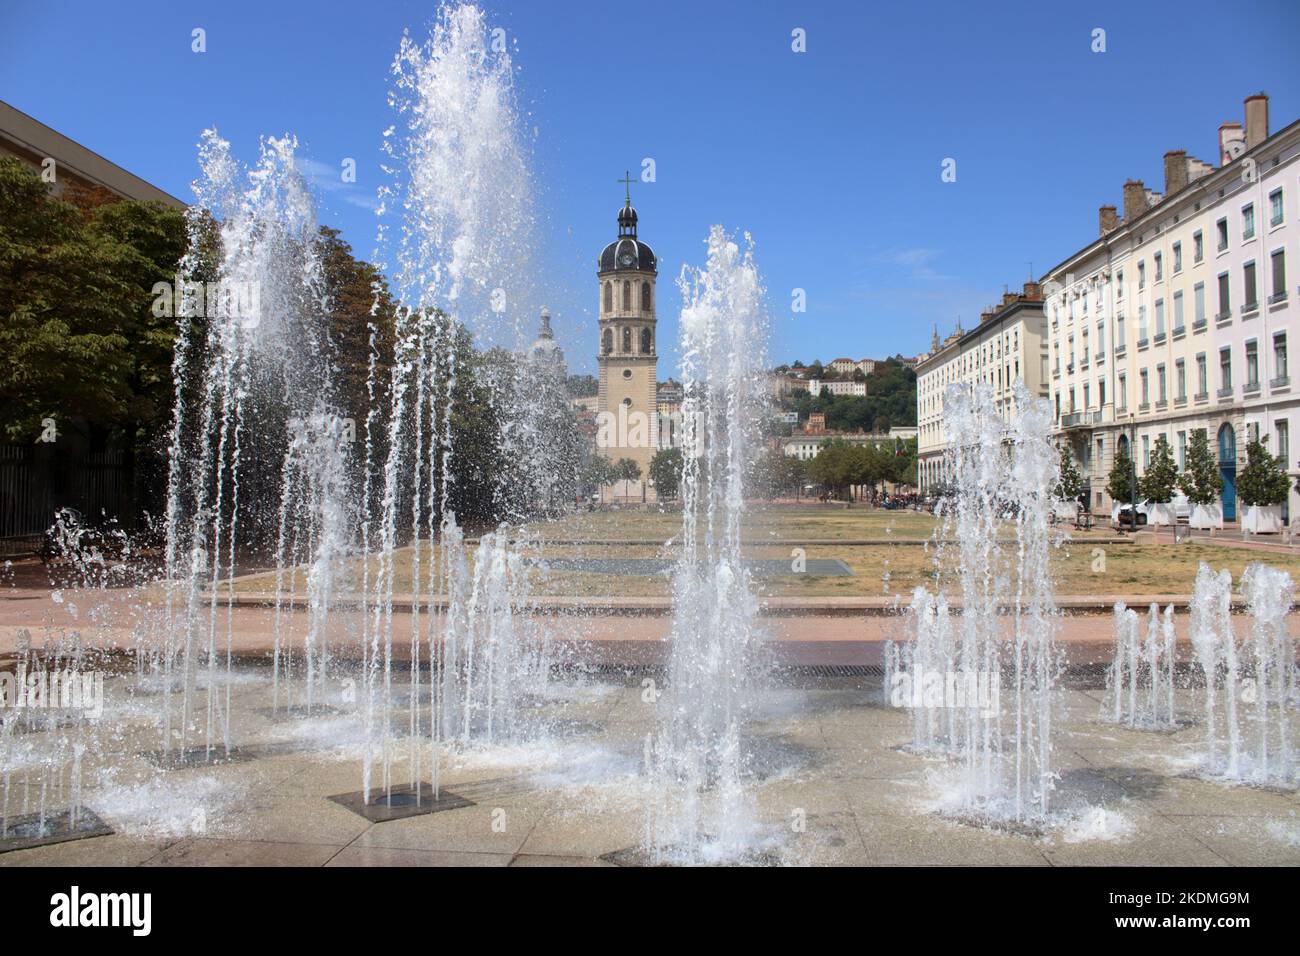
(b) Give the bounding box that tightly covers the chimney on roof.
[1219,122,1246,166]
[980,309,993,323]
[1002,291,1017,307]
[1245,93,1269,150]
[1099,205,1119,236]
[1163,150,1188,197]
[1122,179,1147,223]
[1022,280,1041,299]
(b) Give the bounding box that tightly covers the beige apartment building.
[915,283,1050,491]
[1042,94,1299,521]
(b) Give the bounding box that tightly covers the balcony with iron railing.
[1060,409,1105,429]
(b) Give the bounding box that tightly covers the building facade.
[781,427,917,461]
[808,379,867,397]
[915,284,1050,491]
[1042,94,1299,520]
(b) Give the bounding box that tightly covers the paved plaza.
[1,666,1296,867]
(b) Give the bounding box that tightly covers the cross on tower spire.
[617,170,635,205]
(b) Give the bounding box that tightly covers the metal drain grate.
[328,784,474,823]
[0,808,113,855]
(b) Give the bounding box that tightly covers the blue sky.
[3,0,1299,376]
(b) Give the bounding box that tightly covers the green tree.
[0,156,190,525]
[1139,435,1179,502]
[1179,428,1223,505]
[1107,445,1138,505]
[582,454,617,491]
[315,226,396,423]
[1055,444,1085,501]
[0,157,188,444]
[649,447,683,500]
[1237,437,1290,506]
[566,374,598,398]
[807,440,861,499]
[615,457,642,484]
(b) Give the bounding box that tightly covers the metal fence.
[0,444,131,554]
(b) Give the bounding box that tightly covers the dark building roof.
[598,200,656,274]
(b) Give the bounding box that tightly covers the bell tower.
[596,173,658,499]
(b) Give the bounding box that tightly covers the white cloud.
[296,156,380,212]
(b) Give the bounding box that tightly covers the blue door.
[1218,424,1237,521]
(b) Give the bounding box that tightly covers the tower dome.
[599,200,656,273]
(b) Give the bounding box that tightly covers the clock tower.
[596,177,658,500]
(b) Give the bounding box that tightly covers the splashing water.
[163,130,340,760]
[895,382,1060,824]
[361,2,550,804]
[1189,562,1297,788]
[643,227,768,863]
[1105,602,1176,729]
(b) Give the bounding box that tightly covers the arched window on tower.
[622,327,632,353]
[622,281,631,312]
[604,282,612,314]
[602,328,613,354]
[641,282,651,311]
[640,327,651,354]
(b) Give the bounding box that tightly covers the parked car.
[1114,493,1192,528]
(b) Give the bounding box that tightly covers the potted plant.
[1138,435,1179,526]
[1179,428,1224,529]
[1238,437,1289,533]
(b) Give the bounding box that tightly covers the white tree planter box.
[1189,503,1223,529]
[1146,502,1177,526]
[1053,501,1079,521]
[1242,504,1284,534]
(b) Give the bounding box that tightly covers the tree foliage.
[1107,445,1137,504]
[1237,437,1290,506]
[649,447,683,500]
[0,156,187,444]
[1055,444,1085,501]
[1139,435,1179,502]
[1179,428,1223,505]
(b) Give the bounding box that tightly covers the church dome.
[527,307,565,368]
[599,199,656,273]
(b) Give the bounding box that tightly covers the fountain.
[1189,561,1296,788]
[642,227,769,863]
[892,381,1060,825]
[6,1,1297,870]
[358,2,557,804]
[162,129,339,765]
[1105,602,1176,729]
